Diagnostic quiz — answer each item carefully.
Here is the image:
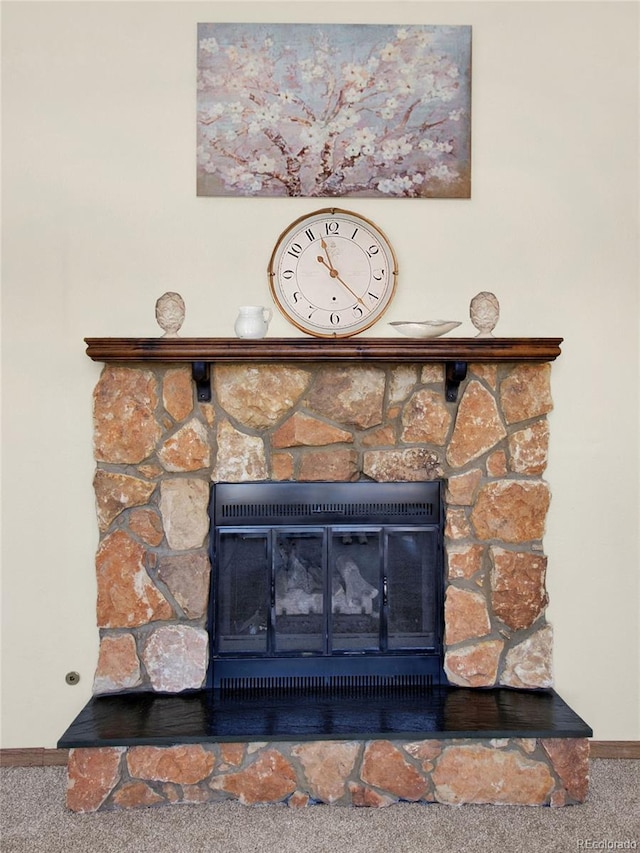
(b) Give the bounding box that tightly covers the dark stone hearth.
[58,686,592,748]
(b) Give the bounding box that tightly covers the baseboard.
[590,741,640,759]
[0,748,69,767]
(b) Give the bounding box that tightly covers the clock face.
[268,208,398,338]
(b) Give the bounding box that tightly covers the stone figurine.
[470,291,500,337]
[155,291,186,337]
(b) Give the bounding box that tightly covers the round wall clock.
[268,208,398,338]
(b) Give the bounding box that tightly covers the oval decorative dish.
[389,321,461,339]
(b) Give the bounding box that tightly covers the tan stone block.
[162,368,193,422]
[96,530,173,629]
[212,749,297,804]
[299,449,359,481]
[500,363,553,424]
[401,389,452,445]
[361,424,396,447]
[212,420,267,482]
[446,469,482,506]
[445,586,491,645]
[363,448,443,482]
[446,381,507,468]
[162,784,180,803]
[158,418,210,472]
[214,365,310,428]
[361,741,428,801]
[157,551,211,619]
[388,365,419,404]
[112,781,165,808]
[128,508,164,546]
[127,745,215,785]
[159,478,210,550]
[67,747,124,812]
[348,783,395,807]
[93,633,142,694]
[93,367,161,464]
[141,625,208,692]
[486,450,508,477]
[471,480,550,543]
[469,363,498,389]
[93,470,156,532]
[292,741,360,803]
[490,547,548,631]
[288,791,311,808]
[181,784,214,804]
[306,366,385,429]
[550,789,568,807]
[403,740,442,772]
[444,507,471,540]
[136,462,164,480]
[501,625,553,688]
[447,544,484,579]
[271,452,294,480]
[420,364,444,384]
[541,738,590,803]
[219,743,245,767]
[432,744,554,805]
[509,420,549,475]
[444,639,504,687]
[199,402,216,426]
[272,413,352,448]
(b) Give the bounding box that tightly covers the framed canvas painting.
[197,23,471,198]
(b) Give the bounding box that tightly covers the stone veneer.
[91,360,554,695]
[67,357,588,812]
[67,737,590,812]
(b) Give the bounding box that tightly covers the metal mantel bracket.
[192,361,211,402]
[445,361,468,402]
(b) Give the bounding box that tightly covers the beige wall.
[1,1,638,747]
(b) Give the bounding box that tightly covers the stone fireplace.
[59,336,591,811]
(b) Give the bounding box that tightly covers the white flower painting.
[197,23,472,198]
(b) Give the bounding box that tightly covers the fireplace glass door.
[210,481,444,689]
[215,528,438,658]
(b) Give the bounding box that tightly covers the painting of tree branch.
[197,23,471,199]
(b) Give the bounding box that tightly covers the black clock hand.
[320,238,337,272]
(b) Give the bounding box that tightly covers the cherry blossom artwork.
[197,23,472,198]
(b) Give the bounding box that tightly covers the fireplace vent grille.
[214,481,441,527]
[219,673,434,698]
[220,501,435,522]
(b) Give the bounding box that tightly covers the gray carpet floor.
[1,760,638,853]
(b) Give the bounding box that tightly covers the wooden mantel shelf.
[85,336,563,364]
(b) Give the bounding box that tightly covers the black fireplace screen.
[208,481,445,690]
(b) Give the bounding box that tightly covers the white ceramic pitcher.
[234,305,272,339]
